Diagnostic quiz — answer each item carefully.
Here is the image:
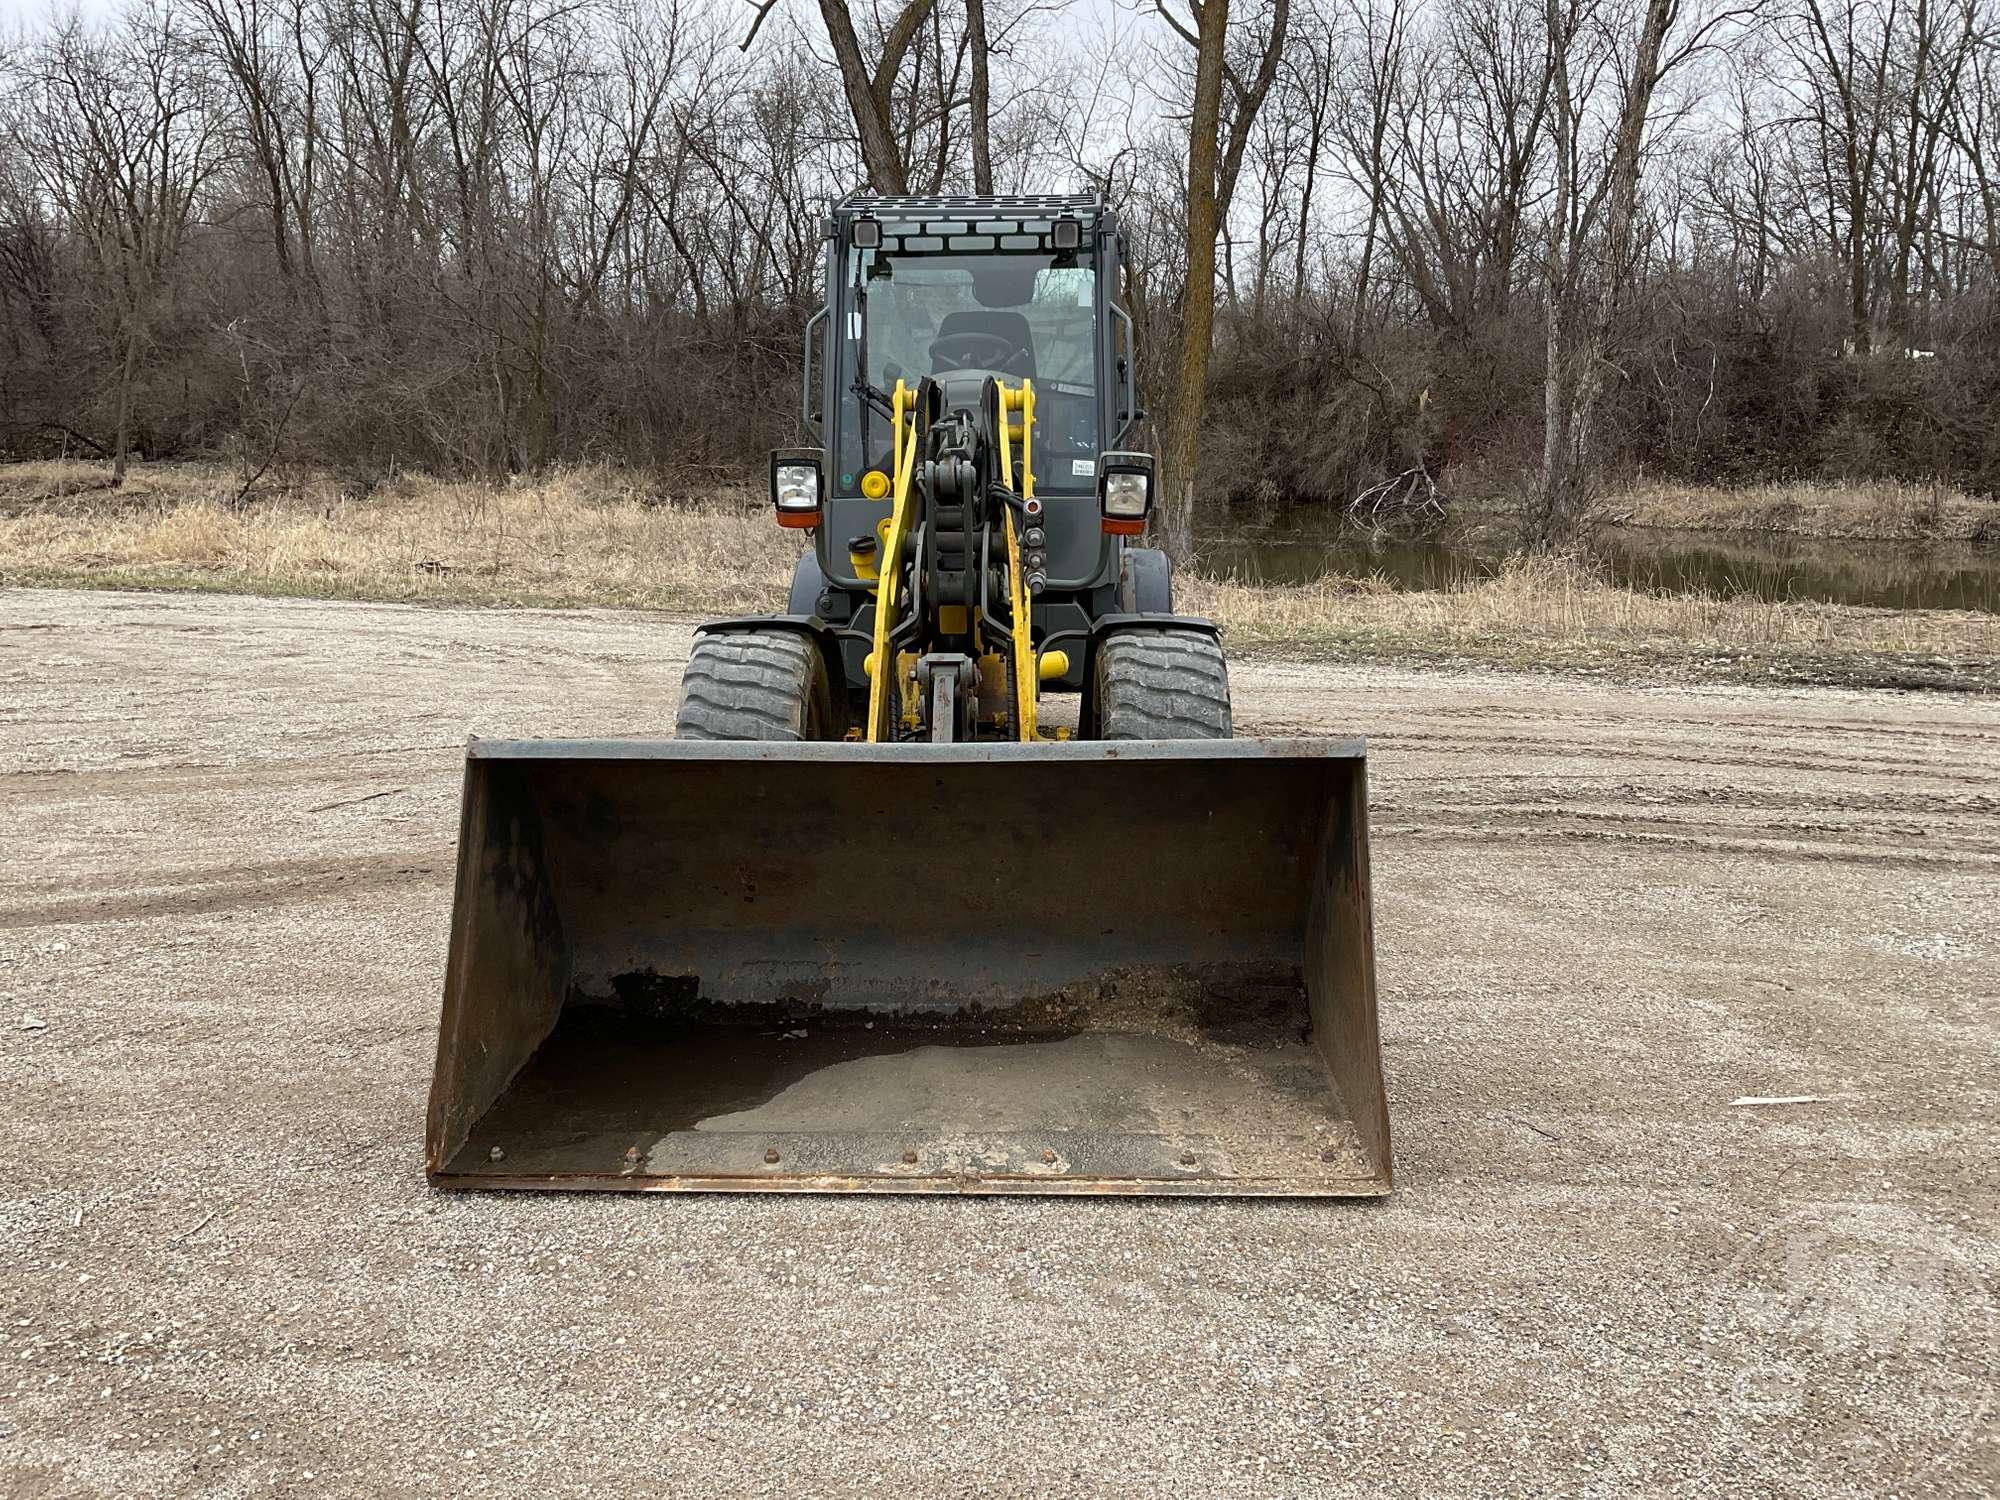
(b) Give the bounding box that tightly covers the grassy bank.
[4,461,1996,693]
[1592,477,1998,542]
[1183,561,1996,692]
[0,460,790,616]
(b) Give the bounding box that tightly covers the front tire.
[675,630,832,740]
[1093,628,1232,740]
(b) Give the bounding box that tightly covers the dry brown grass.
[1184,552,1999,655]
[1598,477,1998,541]
[0,461,796,615]
[1189,557,1999,690]
[4,461,1995,690]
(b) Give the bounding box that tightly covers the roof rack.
[836,192,1104,214]
[830,193,1109,255]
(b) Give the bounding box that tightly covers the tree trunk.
[817,0,917,194]
[1538,299,1602,543]
[1159,0,1231,566]
[111,324,141,487]
[1535,0,1675,548]
[967,0,993,195]
[814,0,936,195]
[1846,209,1870,356]
[1350,198,1382,354]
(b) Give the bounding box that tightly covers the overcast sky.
[0,0,1141,33]
[0,0,1165,161]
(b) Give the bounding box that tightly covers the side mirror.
[801,306,827,435]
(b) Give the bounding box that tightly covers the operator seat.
[930,310,1037,380]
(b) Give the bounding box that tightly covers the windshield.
[835,250,1099,496]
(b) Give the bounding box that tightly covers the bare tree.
[1948,12,2000,281]
[18,5,224,481]
[1,0,1995,515]
[1535,0,1710,543]
[1776,0,1910,354]
[1333,0,1412,343]
[1372,0,1553,336]
[743,0,938,193]
[1152,0,1290,560]
[1156,0,1232,561]
[191,0,326,304]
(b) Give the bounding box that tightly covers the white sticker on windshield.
[1072,459,1096,477]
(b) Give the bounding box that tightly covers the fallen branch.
[1729,1093,1851,1107]
[11,421,112,458]
[175,1205,231,1243]
[306,787,403,814]
[1347,462,1446,528]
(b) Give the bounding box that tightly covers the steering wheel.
[929,330,1019,371]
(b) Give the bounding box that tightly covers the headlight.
[774,464,820,511]
[769,449,823,529]
[1097,452,1154,534]
[1102,472,1149,518]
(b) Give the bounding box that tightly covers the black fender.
[1062,612,1223,739]
[1119,547,1174,615]
[787,549,828,615]
[692,614,854,736]
[786,551,879,692]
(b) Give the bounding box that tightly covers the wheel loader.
[424,194,1390,1195]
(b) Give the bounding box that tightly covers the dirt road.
[2,589,1994,1498]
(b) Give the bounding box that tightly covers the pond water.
[1196,518,2000,614]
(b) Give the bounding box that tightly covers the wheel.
[675,630,832,740]
[1093,628,1232,740]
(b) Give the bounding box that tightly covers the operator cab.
[840,239,1106,496]
[768,196,1161,705]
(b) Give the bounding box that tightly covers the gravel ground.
[1,588,1995,1498]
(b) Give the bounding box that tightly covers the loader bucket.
[424,738,1389,1196]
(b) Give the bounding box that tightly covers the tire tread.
[675,631,825,741]
[1095,628,1232,740]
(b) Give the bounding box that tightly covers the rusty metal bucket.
[424,738,1390,1196]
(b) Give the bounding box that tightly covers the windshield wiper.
[852,253,878,462]
[851,378,895,419]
